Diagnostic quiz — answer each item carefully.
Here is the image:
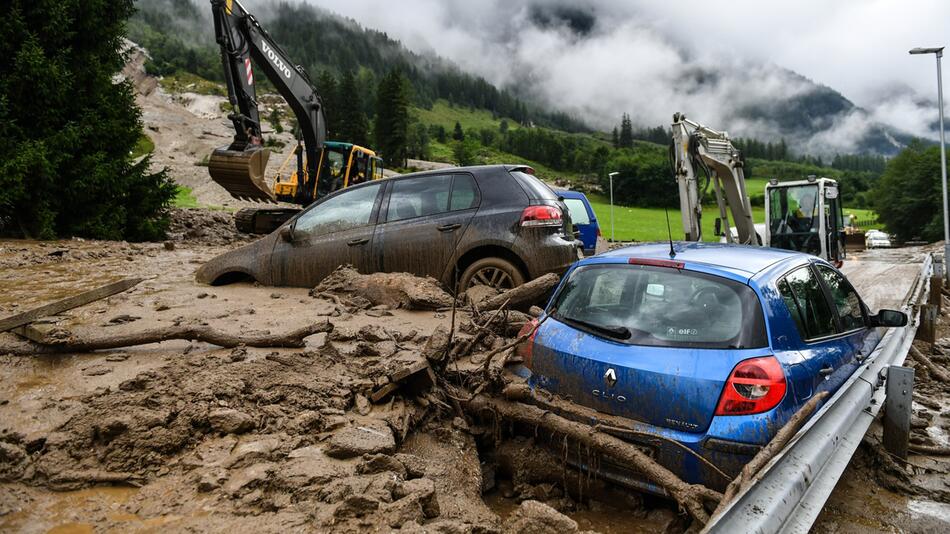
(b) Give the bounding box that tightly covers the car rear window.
[551,264,768,349]
[510,171,559,201]
[563,198,590,225]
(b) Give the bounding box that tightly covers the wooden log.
[477,273,559,311]
[910,345,950,382]
[465,394,722,524]
[0,278,143,333]
[0,321,332,355]
[710,391,829,519]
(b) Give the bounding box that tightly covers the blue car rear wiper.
[559,316,632,340]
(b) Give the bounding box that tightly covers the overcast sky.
[301,0,950,148]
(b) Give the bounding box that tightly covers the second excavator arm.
[209,0,326,204]
[670,112,758,245]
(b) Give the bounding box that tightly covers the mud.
[0,237,662,533]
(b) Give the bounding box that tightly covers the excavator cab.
[765,177,845,264]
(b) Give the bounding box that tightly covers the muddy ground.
[0,220,946,533]
[0,211,686,533]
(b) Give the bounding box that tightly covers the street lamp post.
[608,172,619,242]
[910,46,949,282]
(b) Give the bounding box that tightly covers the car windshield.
[551,264,768,349]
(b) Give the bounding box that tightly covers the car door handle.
[819,365,834,377]
[437,223,462,232]
[347,238,369,246]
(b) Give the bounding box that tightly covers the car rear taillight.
[520,205,562,228]
[596,227,602,237]
[715,356,787,416]
[515,318,540,367]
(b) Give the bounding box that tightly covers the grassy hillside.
[412,100,518,133]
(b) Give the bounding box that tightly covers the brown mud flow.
[0,232,942,533]
[0,227,665,533]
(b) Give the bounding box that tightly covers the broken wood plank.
[0,278,144,333]
[370,359,437,404]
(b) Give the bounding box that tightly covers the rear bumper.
[509,365,770,493]
[517,234,580,280]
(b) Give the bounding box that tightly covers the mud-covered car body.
[517,242,904,491]
[197,165,579,289]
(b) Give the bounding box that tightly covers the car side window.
[816,265,865,332]
[449,174,479,211]
[294,183,381,238]
[778,266,837,340]
[386,175,452,223]
[563,199,591,225]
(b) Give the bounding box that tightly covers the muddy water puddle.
[0,486,205,534]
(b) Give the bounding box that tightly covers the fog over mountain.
[301,0,949,155]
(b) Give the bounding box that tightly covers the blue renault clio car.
[517,242,906,492]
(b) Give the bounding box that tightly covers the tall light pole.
[608,171,619,242]
[910,46,949,282]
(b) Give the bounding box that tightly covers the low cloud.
[280,0,949,153]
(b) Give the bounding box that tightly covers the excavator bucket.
[207,146,276,202]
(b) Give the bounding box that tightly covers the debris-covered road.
[0,218,946,533]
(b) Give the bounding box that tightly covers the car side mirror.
[279,225,294,242]
[714,218,722,237]
[869,309,907,328]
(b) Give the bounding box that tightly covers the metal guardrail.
[704,253,934,533]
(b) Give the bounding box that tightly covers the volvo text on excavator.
[209,0,383,234]
[670,112,845,264]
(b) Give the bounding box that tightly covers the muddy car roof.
[394,164,533,179]
[598,242,806,279]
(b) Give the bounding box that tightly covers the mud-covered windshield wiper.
[558,316,632,340]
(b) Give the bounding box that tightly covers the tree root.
[465,394,722,524]
[1,321,333,355]
[909,443,950,456]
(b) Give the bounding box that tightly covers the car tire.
[459,257,525,291]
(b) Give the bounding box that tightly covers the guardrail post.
[932,276,944,312]
[916,304,937,345]
[882,366,915,460]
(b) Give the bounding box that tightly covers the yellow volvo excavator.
[208,0,383,233]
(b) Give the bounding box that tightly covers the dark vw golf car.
[517,242,906,491]
[197,165,579,289]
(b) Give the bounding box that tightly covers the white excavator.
[670,112,846,264]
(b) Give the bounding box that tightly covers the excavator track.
[234,207,301,234]
[208,146,276,202]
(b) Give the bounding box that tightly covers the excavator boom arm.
[670,113,757,245]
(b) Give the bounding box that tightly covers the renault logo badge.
[604,368,617,388]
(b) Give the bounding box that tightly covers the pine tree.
[0,0,175,240]
[452,121,465,141]
[337,70,369,146]
[315,70,343,139]
[619,113,634,149]
[374,69,410,167]
[611,127,619,148]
